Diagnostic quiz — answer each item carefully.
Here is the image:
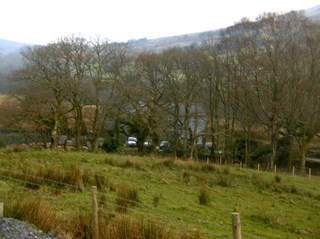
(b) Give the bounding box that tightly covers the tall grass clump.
[275,175,282,183]
[250,210,284,228]
[6,197,58,233]
[198,187,211,206]
[217,174,233,187]
[201,163,216,172]
[93,171,108,192]
[152,193,163,207]
[121,159,144,170]
[69,212,94,239]
[115,183,139,212]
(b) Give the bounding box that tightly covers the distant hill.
[0,39,32,74]
[128,29,221,52]
[0,39,31,56]
[0,39,32,93]
[304,4,320,20]
[128,4,320,53]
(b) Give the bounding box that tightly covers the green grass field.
[0,149,319,238]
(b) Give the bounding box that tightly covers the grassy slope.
[0,149,319,238]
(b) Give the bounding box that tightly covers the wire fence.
[0,169,262,239]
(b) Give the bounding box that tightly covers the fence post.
[309,168,311,179]
[0,203,3,217]
[292,166,295,176]
[273,164,277,174]
[257,163,260,172]
[92,186,99,239]
[232,212,241,239]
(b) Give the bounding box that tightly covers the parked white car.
[126,137,137,147]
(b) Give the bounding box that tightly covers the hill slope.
[0,39,31,56]
[304,4,320,20]
[0,150,319,238]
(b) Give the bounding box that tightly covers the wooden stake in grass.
[309,168,311,179]
[292,166,295,176]
[273,164,277,174]
[0,203,3,217]
[232,212,241,239]
[257,164,260,172]
[92,186,99,239]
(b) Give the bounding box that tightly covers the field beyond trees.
[0,149,319,238]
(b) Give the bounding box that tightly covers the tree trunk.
[137,138,144,153]
[299,138,312,175]
[74,106,83,151]
[50,104,61,149]
[270,133,277,170]
[91,104,100,153]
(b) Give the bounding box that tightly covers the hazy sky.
[2,0,319,44]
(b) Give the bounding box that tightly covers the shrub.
[103,137,120,153]
[0,140,6,148]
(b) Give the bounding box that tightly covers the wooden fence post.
[0,203,3,217]
[292,166,295,176]
[309,168,311,179]
[273,164,277,174]
[92,186,99,239]
[257,164,260,172]
[232,212,241,239]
